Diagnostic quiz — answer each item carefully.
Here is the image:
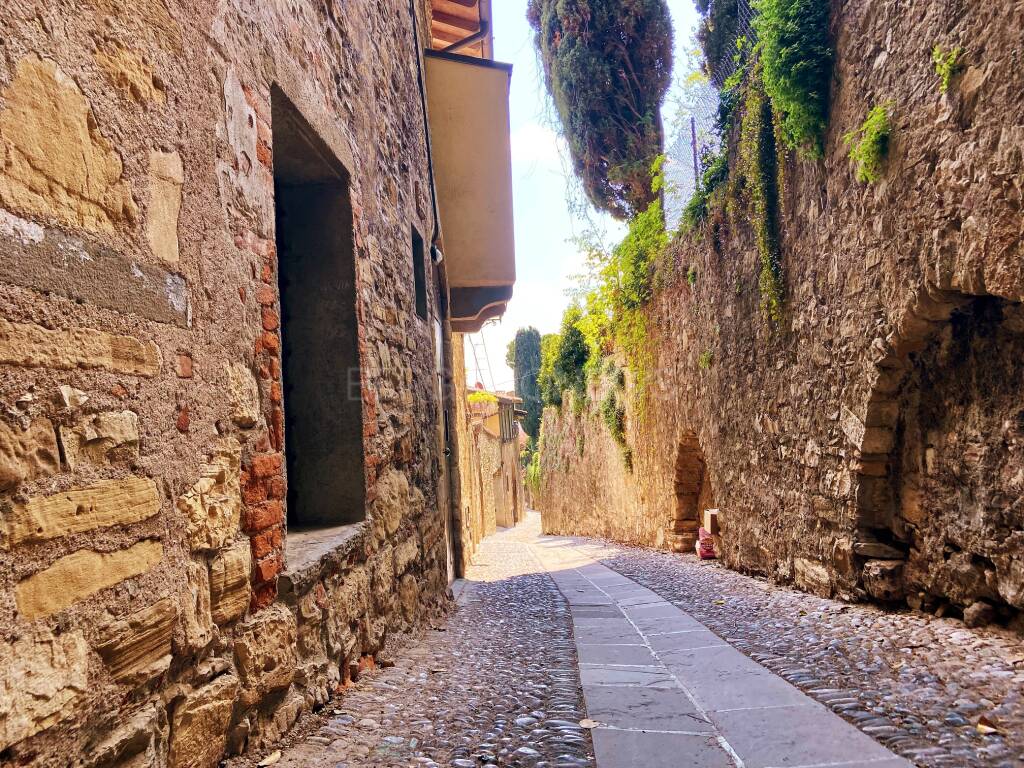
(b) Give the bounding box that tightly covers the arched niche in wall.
[852,285,1024,620]
[669,433,716,554]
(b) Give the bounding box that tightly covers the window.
[272,86,365,527]
[412,226,428,320]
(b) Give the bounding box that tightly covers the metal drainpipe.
[442,20,490,55]
[408,0,444,264]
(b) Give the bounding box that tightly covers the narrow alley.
[233,514,1024,768]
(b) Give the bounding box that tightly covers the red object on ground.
[698,527,717,560]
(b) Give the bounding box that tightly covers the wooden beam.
[432,10,478,33]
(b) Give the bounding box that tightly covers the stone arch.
[851,285,1024,619]
[668,434,715,553]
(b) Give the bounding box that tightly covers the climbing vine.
[739,73,784,321]
[752,0,833,156]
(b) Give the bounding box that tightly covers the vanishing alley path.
[232,514,1024,768]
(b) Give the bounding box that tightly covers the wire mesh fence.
[663,0,757,230]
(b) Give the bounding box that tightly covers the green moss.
[932,45,964,93]
[698,349,714,369]
[687,265,698,286]
[843,102,893,184]
[752,0,833,156]
[681,148,729,232]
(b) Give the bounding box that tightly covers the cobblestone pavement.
[230,517,594,768]
[582,539,1024,768]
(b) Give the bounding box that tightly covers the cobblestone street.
[228,516,593,768]
[235,514,1024,768]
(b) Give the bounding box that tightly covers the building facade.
[0,0,513,765]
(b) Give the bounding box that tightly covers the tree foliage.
[511,327,543,438]
[527,0,674,219]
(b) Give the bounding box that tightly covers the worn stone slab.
[0,319,161,376]
[645,628,727,653]
[591,728,733,768]
[710,704,906,768]
[572,621,643,645]
[15,539,164,619]
[2,476,159,547]
[571,605,623,619]
[583,684,712,732]
[580,664,678,689]
[578,643,658,666]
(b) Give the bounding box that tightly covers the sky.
[463,0,702,392]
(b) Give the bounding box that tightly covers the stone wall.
[0,0,453,765]
[538,0,1024,628]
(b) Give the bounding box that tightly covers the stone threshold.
[277,522,365,598]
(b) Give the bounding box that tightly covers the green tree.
[511,328,543,438]
[527,0,674,219]
[539,333,562,407]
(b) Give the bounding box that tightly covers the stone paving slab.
[531,536,914,768]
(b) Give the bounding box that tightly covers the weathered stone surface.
[177,560,214,655]
[233,604,297,704]
[84,703,167,768]
[95,43,166,104]
[862,560,906,603]
[15,539,164,619]
[146,150,183,266]
[226,362,259,428]
[0,417,59,491]
[2,476,159,547]
[853,540,905,560]
[95,597,176,683]
[177,439,241,551]
[0,319,161,376]
[398,572,418,623]
[963,600,996,628]
[794,557,832,597]
[210,539,250,625]
[168,675,238,768]
[0,55,137,232]
[373,468,409,537]
[393,536,420,576]
[0,627,89,750]
[59,410,140,468]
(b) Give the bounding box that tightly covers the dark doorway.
[271,86,365,528]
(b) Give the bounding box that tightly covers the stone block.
[210,539,251,625]
[0,55,137,232]
[233,603,296,704]
[372,468,409,537]
[168,675,238,768]
[393,536,420,576]
[95,42,166,104]
[95,597,176,684]
[862,559,905,602]
[398,573,418,623]
[3,476,158,548]
[83,703,167,768]
[0,319,161,376]
[0,416,59,491]
[177,560,214,655]
[15,539,164,620]
[146,150,183,266]
[59,409,140,468]
[227,363,260,428]
[793,557,832,596]
[178,438,241,551]
[0,627,89,750]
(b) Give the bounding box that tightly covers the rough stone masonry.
[538,0,1024,630]
[0,0,455,765]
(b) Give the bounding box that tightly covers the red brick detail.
[251,525,283,559]
[261,308,279,331]
[256,285,276,306]
[253,553,283,584]
[250,581,277,612]
[243,500,282,533]
[267,475,286,500]
[251,453,282,478]
[261,331,279,353]
[176,405,190,433]
[270,407,284,451]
